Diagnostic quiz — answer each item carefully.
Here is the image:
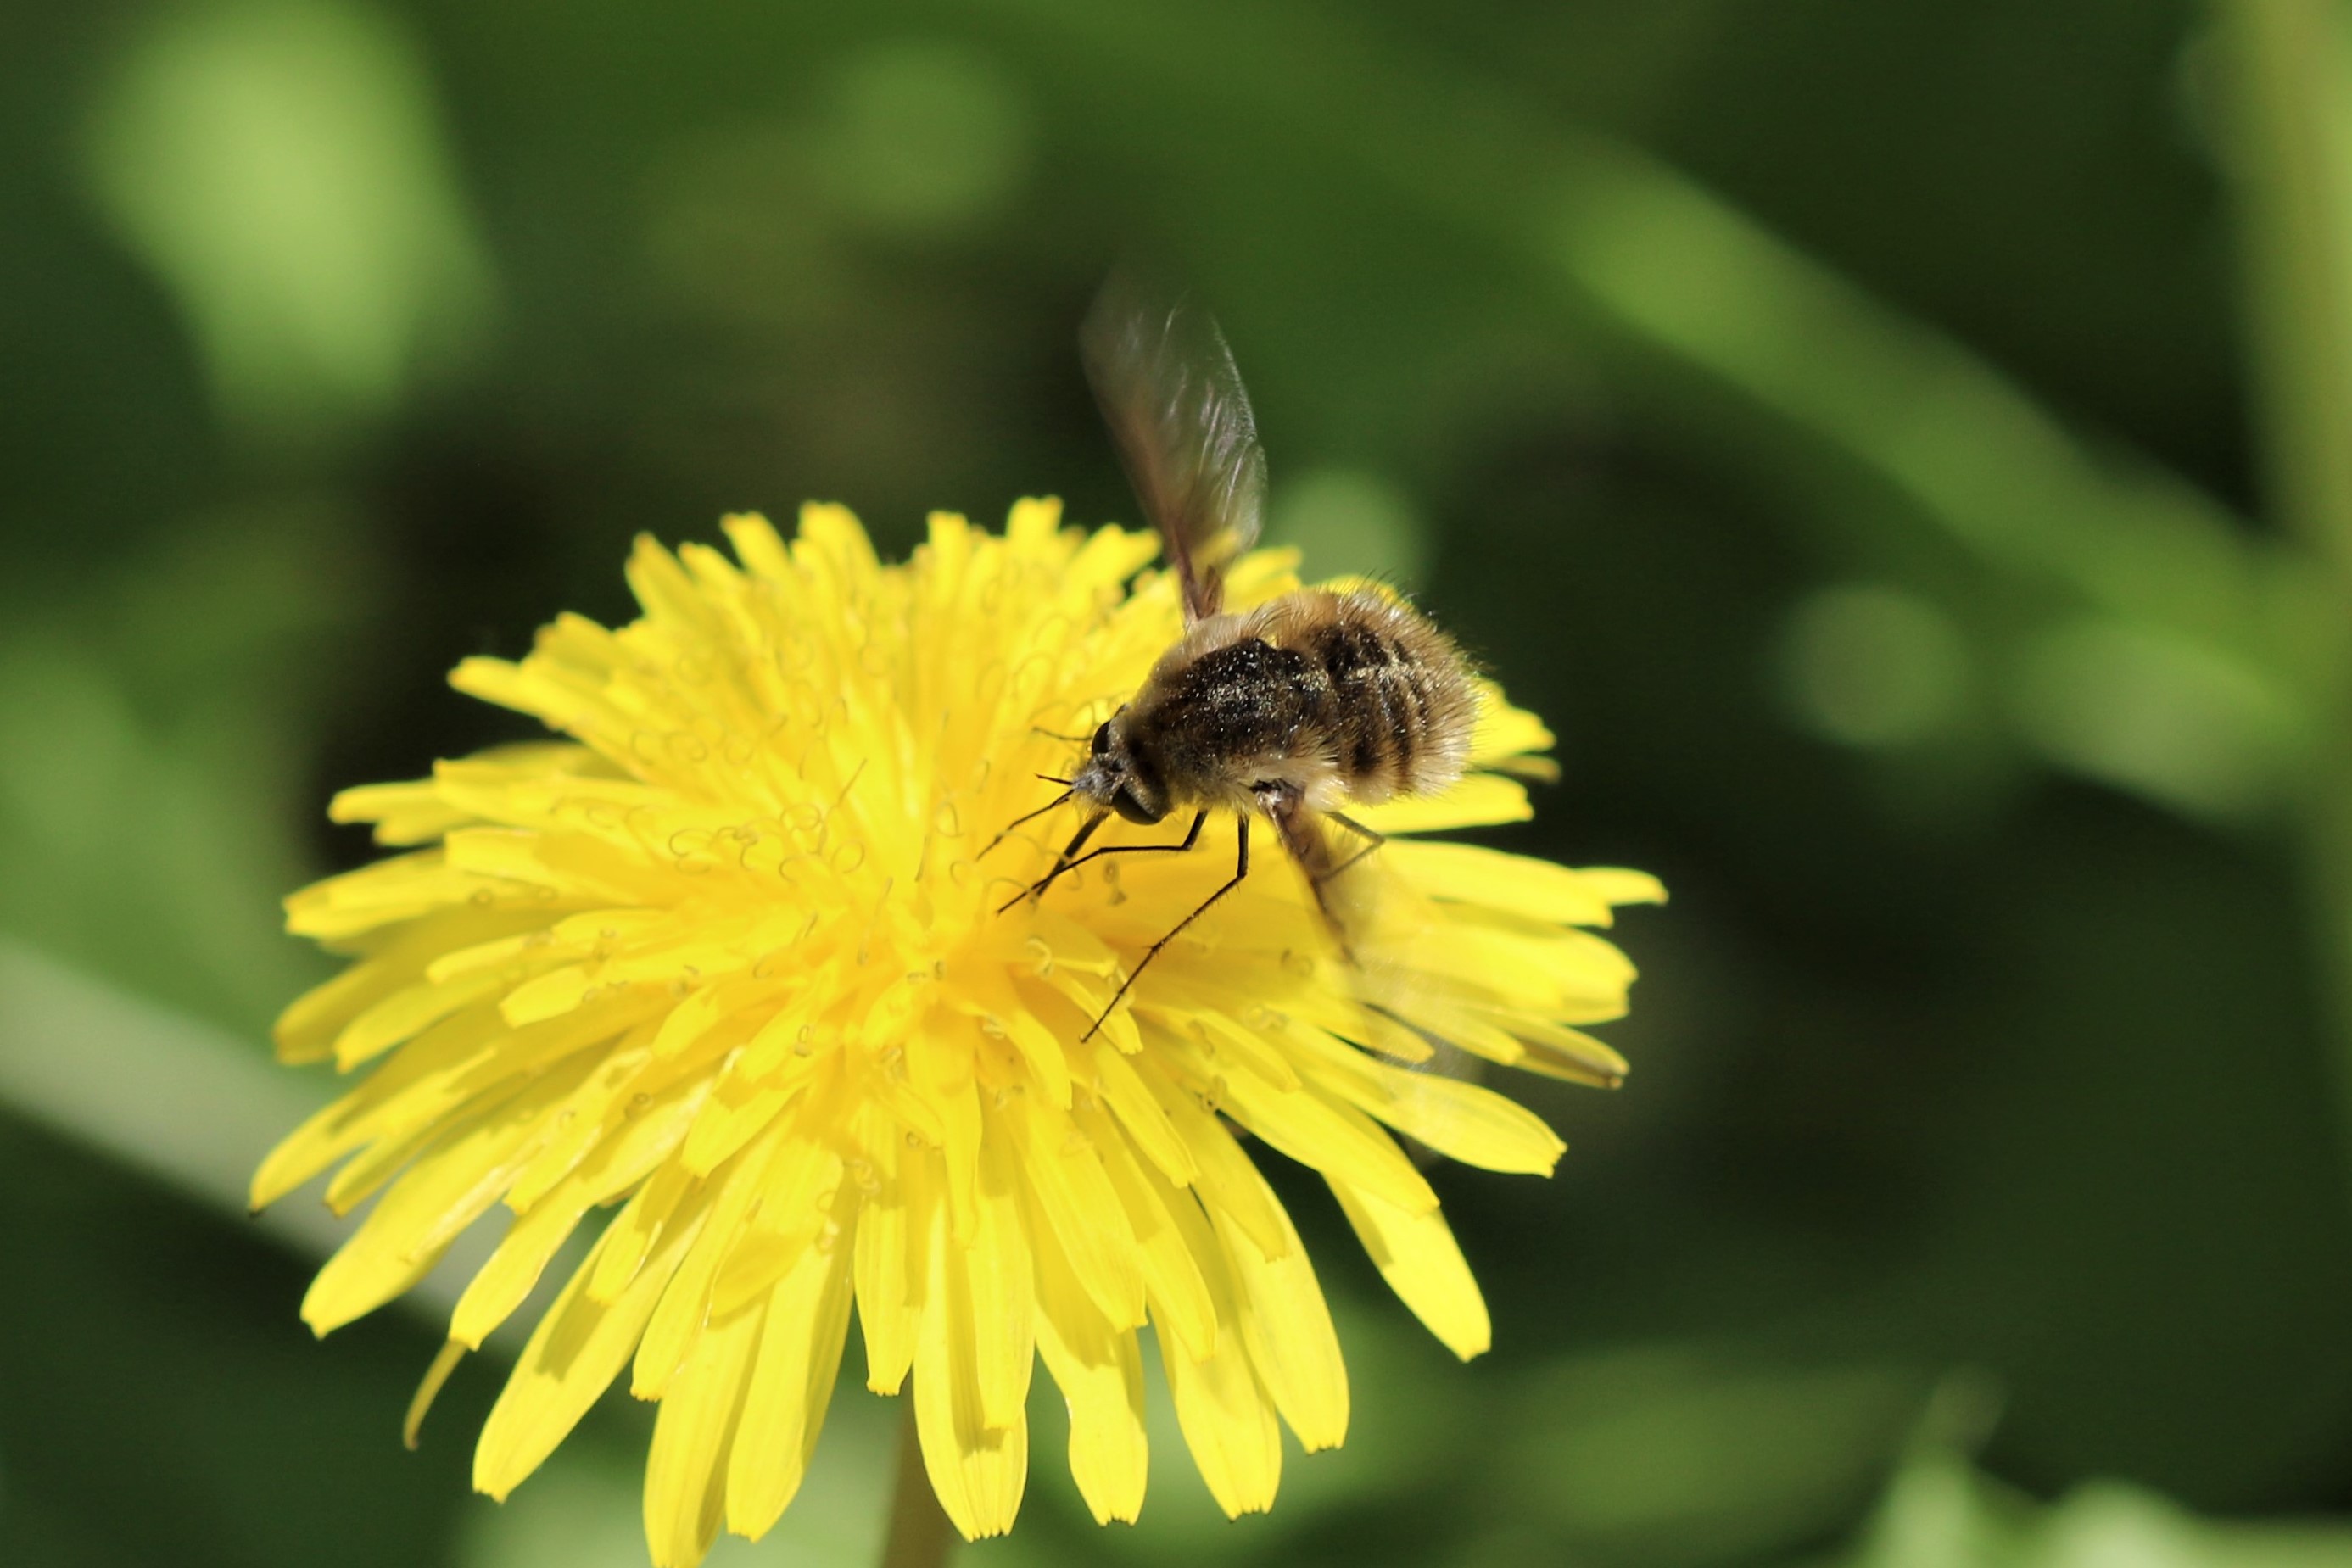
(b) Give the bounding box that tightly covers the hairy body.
[1002,277,1489,1035]
[1098,587,1478,821]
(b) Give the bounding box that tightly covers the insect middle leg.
[999,809,1209,913]
[1083,813,1250,1041]
[1263,787,1360,959]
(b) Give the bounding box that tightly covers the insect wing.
[1081,274,1266,624]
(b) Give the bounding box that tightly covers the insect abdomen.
[1279,590,1477,802]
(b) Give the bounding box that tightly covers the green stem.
[2228,0,2352,571]
[879,1401,958,1568]
[2226,0,2352,1187]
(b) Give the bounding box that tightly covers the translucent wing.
[1261,796,1480,1163]
[1266,798,1618,1169]
[1081,273,1266,625]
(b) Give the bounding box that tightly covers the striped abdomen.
[1122,587,1479,812]
[1268,589,1478,803]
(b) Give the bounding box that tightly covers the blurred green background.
[8,1,2352,1564]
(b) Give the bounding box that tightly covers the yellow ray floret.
[257,499,1662,1562]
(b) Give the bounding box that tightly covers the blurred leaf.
[813,39,1036,237]
[0,936,530,1339]
[80,0,493,446]
[1490,1347,1925,1565]
[1269,468,1429,588]
[2217,1,2352,1218]
[1838,1448,2352,1568]
[1778,584,1975,750]
[2218,0,2352,572]
[1540,105,2327,819]
[456,1392,891,1568]
[0,938,330,1247]
[2009,617,2303,821]
[0,628,315,1026]
[0,505,369,1030]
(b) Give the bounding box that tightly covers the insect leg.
[1083,813,1250,1041]
[1010,812,1104,906]
[1321,810,1388,879]
[1263,787,1359,960]
[997,811,1208,913]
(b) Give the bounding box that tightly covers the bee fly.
[998,276,1482,1039]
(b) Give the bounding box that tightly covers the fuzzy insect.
[999,276,1482,1041]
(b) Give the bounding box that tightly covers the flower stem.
[879,1401,958,1568]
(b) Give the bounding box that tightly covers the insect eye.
[1091,722,1112,756]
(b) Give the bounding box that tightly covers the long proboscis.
[979,787,1074,858]
[998,809,1108,912]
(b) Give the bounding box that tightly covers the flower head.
[255,499,1660,1565]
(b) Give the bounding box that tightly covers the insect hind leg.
[1321,810,1387,879]
[1264,788,1364,962]
[1083,813,1250,1041]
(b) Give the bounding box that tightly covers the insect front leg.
[1083,812,1251,1041]
[997,810,1208,913]
[1009,812,1104,907]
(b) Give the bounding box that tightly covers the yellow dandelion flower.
[254,499,1661,1565]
